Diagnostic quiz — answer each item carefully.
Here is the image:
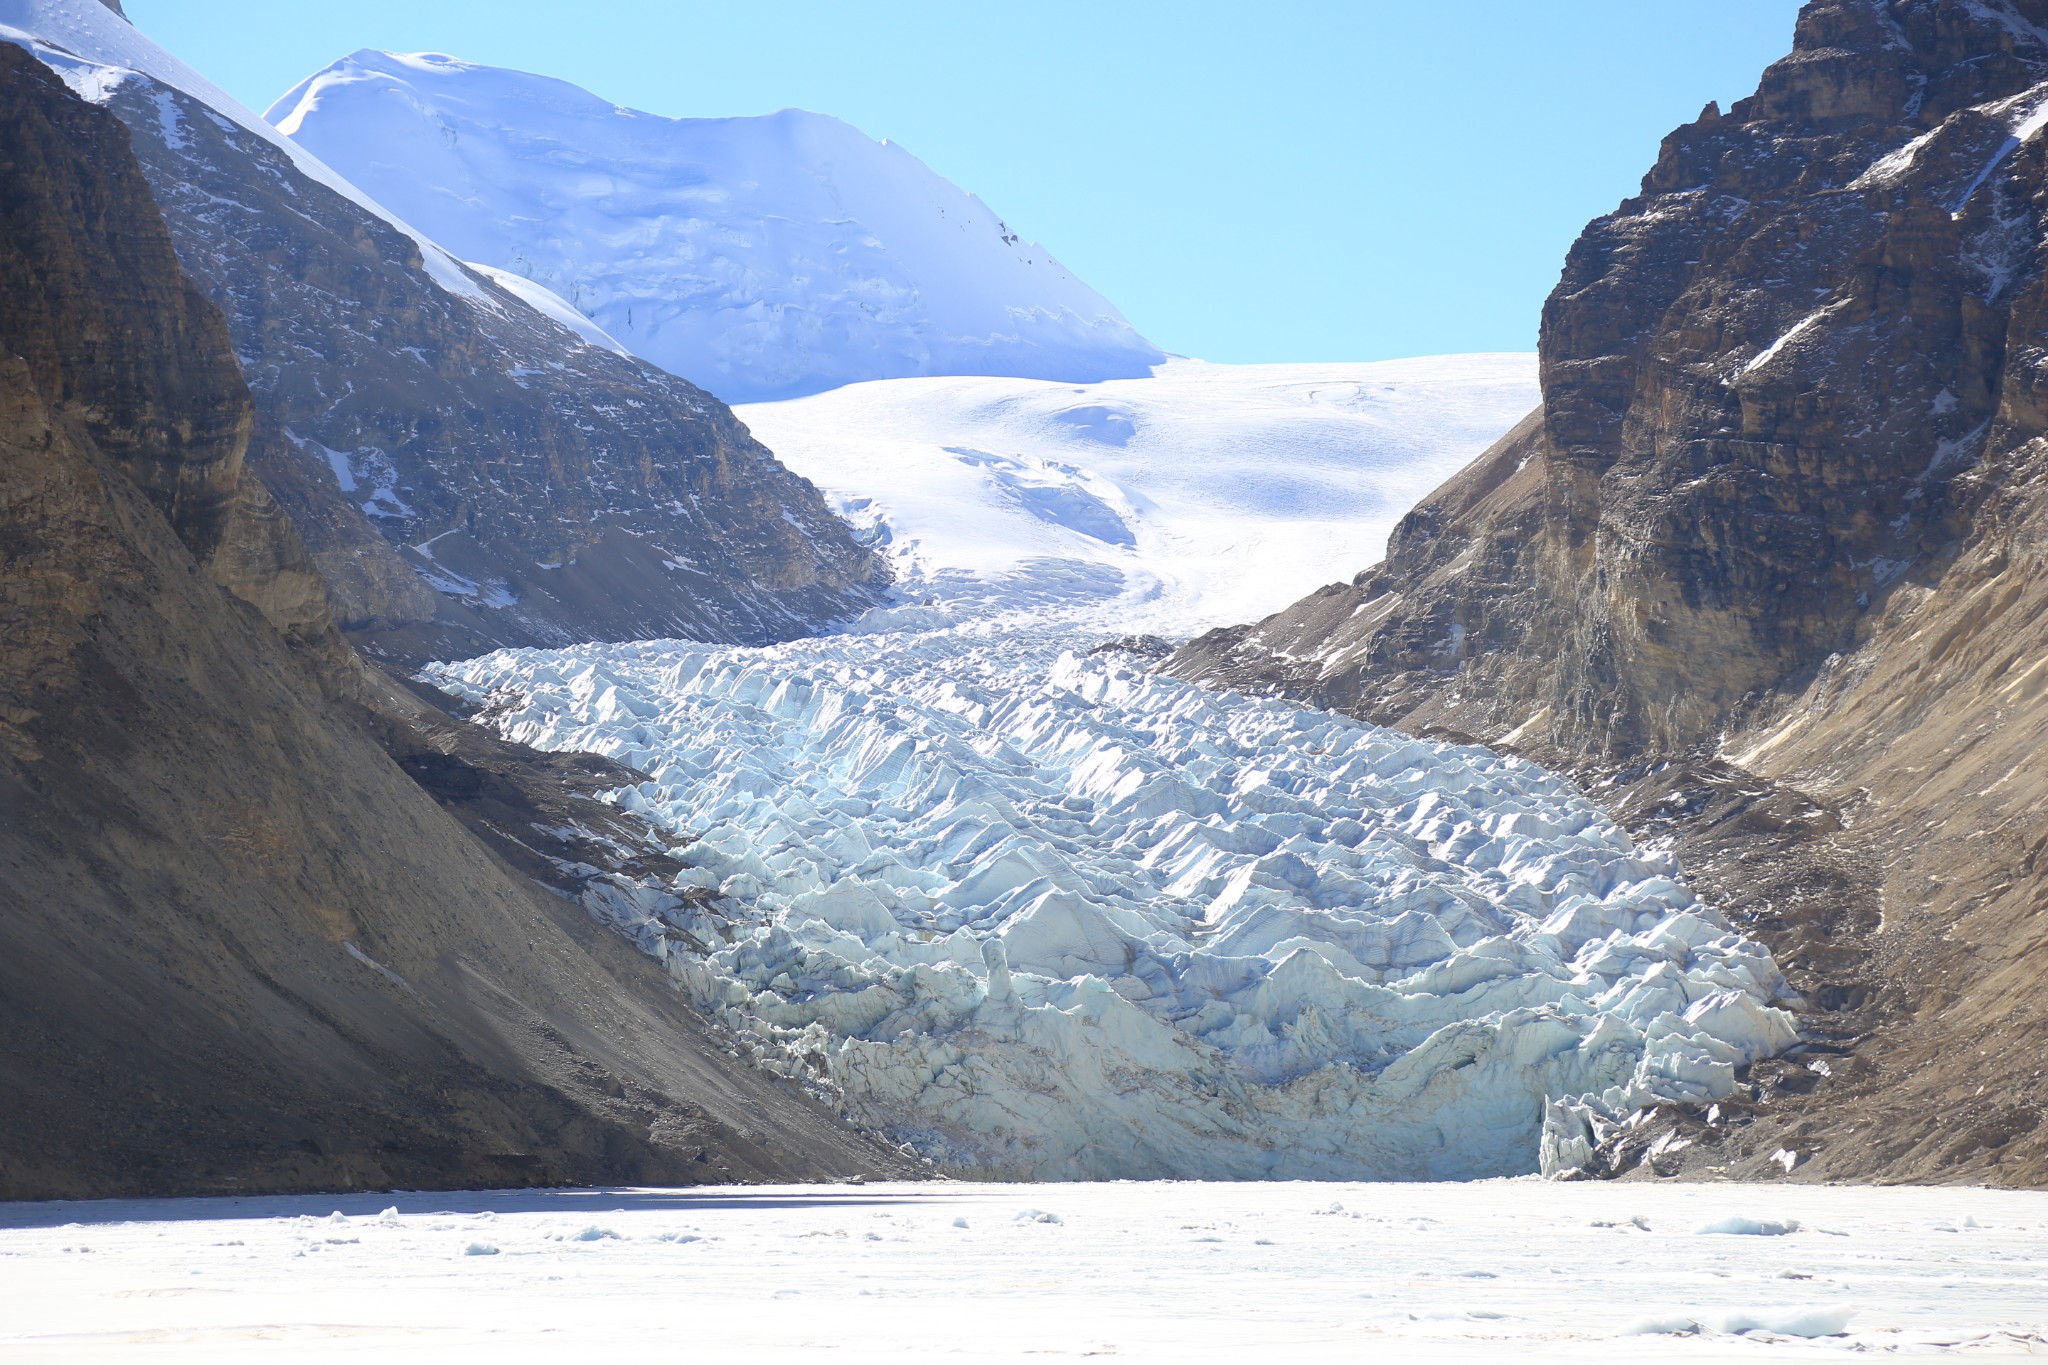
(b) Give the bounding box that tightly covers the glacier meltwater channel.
[428,611,1797,1181]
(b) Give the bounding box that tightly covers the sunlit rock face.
[432,615,1796,1180]
[1170,0,2048,758]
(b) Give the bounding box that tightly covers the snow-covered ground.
[270,49,1163,401]
[5,1181,2046,1360]
[735,354,1538,634]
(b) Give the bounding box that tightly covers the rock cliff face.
[0,43,913,1199]
[6,2,889,661]
[1172,0,2048,1184]
[0,32,343,718]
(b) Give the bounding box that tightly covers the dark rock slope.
[0,43,914,1200]
[1172,0,2048,1185]
[14,13,888,663]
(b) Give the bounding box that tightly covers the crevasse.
[429,618,1798,1181]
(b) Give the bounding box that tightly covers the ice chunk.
[1628,1306,1851,1338]
[1696,1217,1802,1237]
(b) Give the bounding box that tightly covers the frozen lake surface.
[3,1180,2046,1360]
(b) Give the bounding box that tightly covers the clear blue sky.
[128,0,1805,364]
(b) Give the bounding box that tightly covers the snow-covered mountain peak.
[267,49,1165,401]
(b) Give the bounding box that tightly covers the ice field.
[734,354,1540,635]
[4,1181,2046,1360]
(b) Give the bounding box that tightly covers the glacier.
[250,26,1799,1183]
[267,49,1164,402]
[426,352,1795,1181]
[430,613,1799,1181]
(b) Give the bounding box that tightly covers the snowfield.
[736,355,1540,634]
[4,1181,2046,1360]
[270,49,1164,401]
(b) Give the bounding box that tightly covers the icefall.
[428,621,1798,1180]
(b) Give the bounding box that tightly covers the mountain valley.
[1,0,2046,1207]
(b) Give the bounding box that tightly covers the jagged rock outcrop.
[1172,0,2048,1184]
[6,2,889,662]
[0,43,914,1199]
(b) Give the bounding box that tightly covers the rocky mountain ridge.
[0,40,914,1199]
[4,0,889,662]
[1171,0,2048,1184]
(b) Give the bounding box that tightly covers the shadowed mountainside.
[0,43,915,1200]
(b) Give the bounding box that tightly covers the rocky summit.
[1172,0,2048,1184]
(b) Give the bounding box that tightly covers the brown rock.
[86,68,888,661]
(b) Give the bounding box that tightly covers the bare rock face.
[1171,0,2048,1184]
[1181,0,2048,755]
[0,44,914,1199]
[0,36,343,687]
[73,64,887,660]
